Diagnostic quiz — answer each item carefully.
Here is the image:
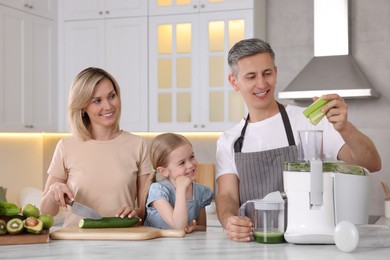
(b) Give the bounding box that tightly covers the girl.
[144,133,213,233]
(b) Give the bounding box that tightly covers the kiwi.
[0,219,7,235]
[6,218,24,235]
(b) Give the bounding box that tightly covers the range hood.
[278,0,380,100]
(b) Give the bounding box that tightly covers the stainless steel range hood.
[278,0,380,100]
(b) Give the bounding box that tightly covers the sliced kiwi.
[6,218,24,235]
[0,219,7,235]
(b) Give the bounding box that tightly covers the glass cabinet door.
[149,9,252,132]
[149,14,200,132]
[149,0,199,15]
[149,0,253,16]
[200,10,251,130]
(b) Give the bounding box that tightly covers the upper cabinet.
[59,0,148,132]
[148,0,253,132]
[149,0,253,16]
[63,0,147,20]
[0,0,56,19]
[0,3,57,132]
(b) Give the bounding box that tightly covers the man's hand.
[318,94,349,132]
[225,215,253,242]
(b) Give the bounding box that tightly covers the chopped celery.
[303,96,330,125]
[284,161,367,176]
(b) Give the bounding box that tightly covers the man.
[215,38,381,242]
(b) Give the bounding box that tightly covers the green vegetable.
[284,161,367,176]
[79,217,139,228]
[303,96,330,125]
[0,202,20,216]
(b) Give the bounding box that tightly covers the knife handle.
[65,196,74,206]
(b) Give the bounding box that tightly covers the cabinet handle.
[201,124,205,128]
[200,4,205,8]
[193,4,198,9]
[193,124,198,128]
[24,4,33,9]
[25,125,34,128]
[99,11,103,15]
[105,10,110,15]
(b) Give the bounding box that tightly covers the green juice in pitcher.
[254,229,285,244]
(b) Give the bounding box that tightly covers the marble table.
[1,227,390,260]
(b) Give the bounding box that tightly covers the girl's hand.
[47,182,74,209]
[184,219,197,234]
[175,175,193,190]
[115,205,139,219]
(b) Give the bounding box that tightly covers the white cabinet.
[0,0,55,19]
[148,1,253,132]
[63,0,147,20]
[0,5,56,132]
[149,0,253,16]
[60,1,148,132]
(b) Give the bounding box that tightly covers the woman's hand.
[47,182,74,209]
[115,205,139,219]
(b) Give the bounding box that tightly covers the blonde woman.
[40,67,152,226]
[144,133,213,233]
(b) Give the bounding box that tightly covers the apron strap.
[277,102,296,146]
[233,102,296,152]
[233,114,250,152]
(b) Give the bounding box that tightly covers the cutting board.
[0,230,50,245]
[50,226,186,241]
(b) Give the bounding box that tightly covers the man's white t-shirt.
[216,105,344,179]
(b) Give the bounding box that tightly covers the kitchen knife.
[66,199,101,220]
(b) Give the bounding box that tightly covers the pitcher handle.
[238,201,254,217]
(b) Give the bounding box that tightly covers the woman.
[40,67,152,226]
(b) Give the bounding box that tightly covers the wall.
[267,0,390,215]
[0,134,44,205]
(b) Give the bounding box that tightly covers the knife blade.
[66,199,101,220]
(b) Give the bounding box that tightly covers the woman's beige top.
[47,131,152,226]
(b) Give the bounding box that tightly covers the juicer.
[283,130,371,244]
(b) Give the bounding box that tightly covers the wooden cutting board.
[50,226,186,241]
[0,230,50,245]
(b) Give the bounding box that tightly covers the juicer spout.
[310,159,323,208]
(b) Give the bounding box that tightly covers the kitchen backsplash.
[0,132,220,205]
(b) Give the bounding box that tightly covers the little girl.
[144,133,213,233]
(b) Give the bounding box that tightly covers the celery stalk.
[309,109,326,125]
[303,96,330,125]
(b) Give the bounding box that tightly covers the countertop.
[1,216,390,260]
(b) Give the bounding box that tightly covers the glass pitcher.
[239,191,286,243]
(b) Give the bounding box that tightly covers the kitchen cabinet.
[0,0,55,19]
[63,0,147,20]
[0,4,57,132]
[148,0,253,16]
[60,0,148,132]
[148,1,253,132]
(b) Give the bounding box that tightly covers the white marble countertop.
[2,220,390,260]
